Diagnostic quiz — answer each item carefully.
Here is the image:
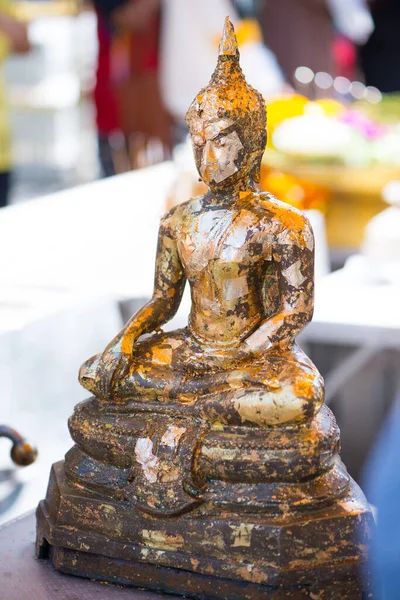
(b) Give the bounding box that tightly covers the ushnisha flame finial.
[218,17,239,57]
[185,17,267,175]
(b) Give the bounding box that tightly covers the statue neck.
[207,177,257,207]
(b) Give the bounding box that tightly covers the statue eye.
[192,135,204,147]
[214,135,227,147]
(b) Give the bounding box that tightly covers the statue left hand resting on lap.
[79,19,324,426]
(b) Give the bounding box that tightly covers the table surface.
[0,512,177,600]
[0,163,177,306]
[301,255,400,348]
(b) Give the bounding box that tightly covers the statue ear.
[250,150,264,184]
[250,128,266,184]
[253,164,261,184]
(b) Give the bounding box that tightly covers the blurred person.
[92,3,121,177]
[364,397,400,598]
[359,0,400,93]
[160,0,285,124]
[93,0,171,176]
[329,0,374,80]
[260,0,372,90]
[0,1,29,207]
[232,0,263,18]
[333,35,358,80]
[260,0,335,89]
[328,0,374,46]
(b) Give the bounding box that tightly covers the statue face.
[189,117,246,188]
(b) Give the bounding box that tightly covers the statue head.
[185,18,267,191]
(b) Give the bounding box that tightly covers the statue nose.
[203,140,217,164]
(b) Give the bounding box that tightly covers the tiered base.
[36,462,374,600]
[44,546,370,600]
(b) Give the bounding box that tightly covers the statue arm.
[243,214,314,354]
[108,214,186,355]
[92,214,185,399]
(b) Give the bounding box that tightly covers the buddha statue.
[78,18,323,428]
[36,19,374,600]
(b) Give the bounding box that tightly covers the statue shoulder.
[257,192,311,231]
[161,195,205,227]
[255,192,314,249]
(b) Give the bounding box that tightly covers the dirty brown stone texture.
[36,18,374,600]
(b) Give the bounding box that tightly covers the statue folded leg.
[79,327,324,426]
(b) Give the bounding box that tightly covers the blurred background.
[1,0,400,591]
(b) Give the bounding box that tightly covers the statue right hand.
[96,337,133,399]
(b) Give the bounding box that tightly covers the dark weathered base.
[44,545,371,600]
[36,461,374,600]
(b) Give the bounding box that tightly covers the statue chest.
[177,209,273,278]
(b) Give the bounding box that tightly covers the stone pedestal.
[36,397,374,599]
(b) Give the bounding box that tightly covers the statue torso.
[170,192,284,347]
